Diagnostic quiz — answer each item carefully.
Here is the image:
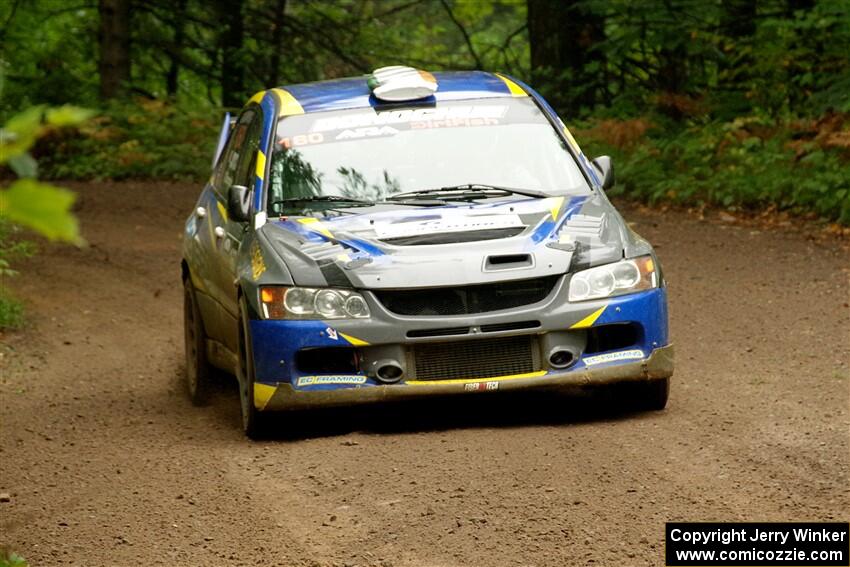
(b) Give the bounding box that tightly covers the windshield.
[268,97,589,215]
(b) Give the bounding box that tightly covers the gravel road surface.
[1,181,848,566]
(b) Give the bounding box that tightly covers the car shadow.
[202,372,661,441]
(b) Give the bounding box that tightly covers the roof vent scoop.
[368,66,438,102]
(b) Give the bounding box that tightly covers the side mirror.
[592,155,615,190]
[226,185,251,223]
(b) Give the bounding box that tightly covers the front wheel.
[184,279,211,406]
[635,377,669,411]
[237,297,267,439]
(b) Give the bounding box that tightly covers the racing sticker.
[583,349,645,366]
[296,375,368,387]
[250,240,266,280]
[464,382,500,392]
[374,214,523,239]
[311,105,508,133]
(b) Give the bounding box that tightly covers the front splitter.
[256,345,674,411]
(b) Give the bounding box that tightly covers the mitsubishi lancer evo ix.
[181,66,673,437]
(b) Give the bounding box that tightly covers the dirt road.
[1,182,848,567]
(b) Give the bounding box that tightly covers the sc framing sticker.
[583,349,644,366]
[296,375,367,387]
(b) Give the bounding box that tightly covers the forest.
[1,0,849,248]
[2,0,849,218]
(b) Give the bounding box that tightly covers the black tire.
[237,296,267,439]
[183,279,211,406]
[636,377,669,411]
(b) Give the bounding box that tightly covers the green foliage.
[1,0,848,224]
[1,106,90,243]
[0,219,36,279]
[578,117,850,224]
[38,99,218,180]
[0,292,25,330]
[0,218,35,329]
[0,550,28,567]
[0,179,80,242]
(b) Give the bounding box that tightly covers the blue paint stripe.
[253,92,278,210]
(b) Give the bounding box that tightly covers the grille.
[407,326,470,338]
[479,320,540,333]
[374,276,560,316]
[412,335,539,381]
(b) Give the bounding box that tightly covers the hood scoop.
[484,253,533,271]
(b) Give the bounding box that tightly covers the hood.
[259,192,628,289]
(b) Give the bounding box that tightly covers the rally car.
[181,66,673,437]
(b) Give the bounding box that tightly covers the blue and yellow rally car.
[181,66,673,437]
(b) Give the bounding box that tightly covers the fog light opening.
[548,348,575,369]
[374,360,404,384]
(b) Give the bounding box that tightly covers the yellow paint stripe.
[272,88,305,116]
[408,369,547,386]
[569,305,606,329]
[255,150,266,180]
[563,126,582,153]
[216,200,228,222]
[297,217,333,239]
[549,196,565,220]
[339,332,369,346]
[247,90,265,105]
[494,73,527,97]
[253,383,277,410]
[189,270,207,293]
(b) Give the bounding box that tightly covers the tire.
[237,296,267,439]
[636,377,669,411]
[183,278,211,406]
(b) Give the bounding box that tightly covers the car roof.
[264,71,526,114]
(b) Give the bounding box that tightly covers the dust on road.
[1,181,848,567]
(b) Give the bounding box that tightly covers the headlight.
[568,256,657,302]
[260,286,371,319]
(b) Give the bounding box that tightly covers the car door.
[210,109,264,352]
[195,110,253,347]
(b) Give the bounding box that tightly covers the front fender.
[236,227,295,316]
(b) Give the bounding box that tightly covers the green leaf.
[7,152,38,178]
[0,179,81,244]
[46,105,96,127]
[0,106,45,164]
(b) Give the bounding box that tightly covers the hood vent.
[562,214,606,237]
[484,253,533,271]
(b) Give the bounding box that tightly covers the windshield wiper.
[272,195,374,208]
[387,184,549,201]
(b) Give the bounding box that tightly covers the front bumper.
[247,285,672,411]
[256,344,673,410]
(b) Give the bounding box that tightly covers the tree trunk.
[267,0,287,87]
[219,0,245,108]
[98,0,131,100]
[166,0,187,97]
[527,0,604,117]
